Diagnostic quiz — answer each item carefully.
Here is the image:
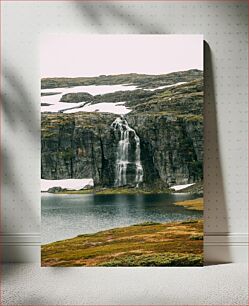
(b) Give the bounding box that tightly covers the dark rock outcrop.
[47,186,64,193]
[60,92,93,103]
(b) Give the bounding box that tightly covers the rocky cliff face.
[41,74,203,188]
[42,113,117,187]
[41,113,203,188]
[127,113,203,186]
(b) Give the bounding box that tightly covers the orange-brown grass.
[41,219,203,267]
[174,198,203,211]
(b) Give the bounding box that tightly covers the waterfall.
[111,117,143,187]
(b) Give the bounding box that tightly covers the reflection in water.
[41,193,202,244]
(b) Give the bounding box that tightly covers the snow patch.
[41,84,137,114]
[41,101,86,113]
[64,102,131,115]
[170,183,195,191]
[41,84,137,96]
[41,179,94,192]
[41,81,188,114]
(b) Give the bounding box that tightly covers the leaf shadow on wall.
[1,66,40,266]
[1,2,166,288]
[204,41,230,264]
[74,2,166,34]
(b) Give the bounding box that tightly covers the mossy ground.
[41,70,203,89]
[41,219,203,267]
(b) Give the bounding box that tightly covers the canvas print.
[41,35,204,267]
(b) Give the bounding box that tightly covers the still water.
[41,193,202,244]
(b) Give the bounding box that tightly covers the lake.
[41,193,202,244]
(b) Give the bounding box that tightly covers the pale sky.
[41,35,203,78]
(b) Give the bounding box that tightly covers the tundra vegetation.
[42,219,203,267]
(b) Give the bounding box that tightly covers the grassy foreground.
[173,198,203,211]
[41,219,203,267]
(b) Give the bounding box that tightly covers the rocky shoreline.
[43,186,203,196]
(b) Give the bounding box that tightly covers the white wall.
[1,1,248,263]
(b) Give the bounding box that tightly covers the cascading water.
[111,117,143,187]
